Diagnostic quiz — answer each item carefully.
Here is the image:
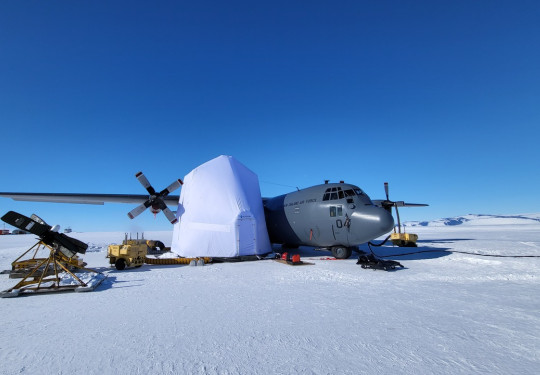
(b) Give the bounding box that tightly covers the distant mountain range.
[404,213,540,227]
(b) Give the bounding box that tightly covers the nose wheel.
[331,246,352,259]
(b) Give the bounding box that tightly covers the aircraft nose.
[349,206,395,244]
[377,208,395,233]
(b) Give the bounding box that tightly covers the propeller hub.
[128,172,182,224]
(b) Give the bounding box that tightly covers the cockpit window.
[323,186,353,201]
[344,189,355,197]
[354,188,364,196]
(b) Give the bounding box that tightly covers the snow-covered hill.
[404,213,540,227]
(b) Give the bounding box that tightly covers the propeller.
[1,211,88,258]
[127,172,183,224]
[375,182,429,233]
[378,182,428,210]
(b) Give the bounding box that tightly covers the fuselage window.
[330,206,343,217]
[330,206,336,217]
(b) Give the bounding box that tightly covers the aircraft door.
[236,214,256,256]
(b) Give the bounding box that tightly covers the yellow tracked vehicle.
[107,234,165,270]
[390,232,418,247]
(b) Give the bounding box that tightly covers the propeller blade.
[373,200,428,208]
[127,202,150,219]
[135,171,156,195]
[130,172,183,223]
[397,202,429,207]
[54,232,88,255]
[160,179,183,196]
[1,211,51,237]
[384,182,389,201]
[162,207,178,224]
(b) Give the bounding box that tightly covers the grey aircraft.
[0,174,426,259]
[263,181,426,258]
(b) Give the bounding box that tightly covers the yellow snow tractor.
[107,234,165,270]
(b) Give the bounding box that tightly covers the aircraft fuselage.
[263,183,394,252]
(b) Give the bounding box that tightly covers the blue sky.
[1,0,539,232]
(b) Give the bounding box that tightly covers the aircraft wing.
[0,192,180,206]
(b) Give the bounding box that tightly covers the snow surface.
[0,217,539,375]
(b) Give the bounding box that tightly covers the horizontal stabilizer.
[1,210,50,237]
[1,211,88,255]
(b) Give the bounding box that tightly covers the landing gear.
[331,246,352,259]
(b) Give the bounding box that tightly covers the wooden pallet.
[1,273,107,298]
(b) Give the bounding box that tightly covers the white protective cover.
[171,155,271,257]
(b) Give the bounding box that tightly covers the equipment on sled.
[273,252,313,266]
[0,211,105,297]
[356,253,404,271]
